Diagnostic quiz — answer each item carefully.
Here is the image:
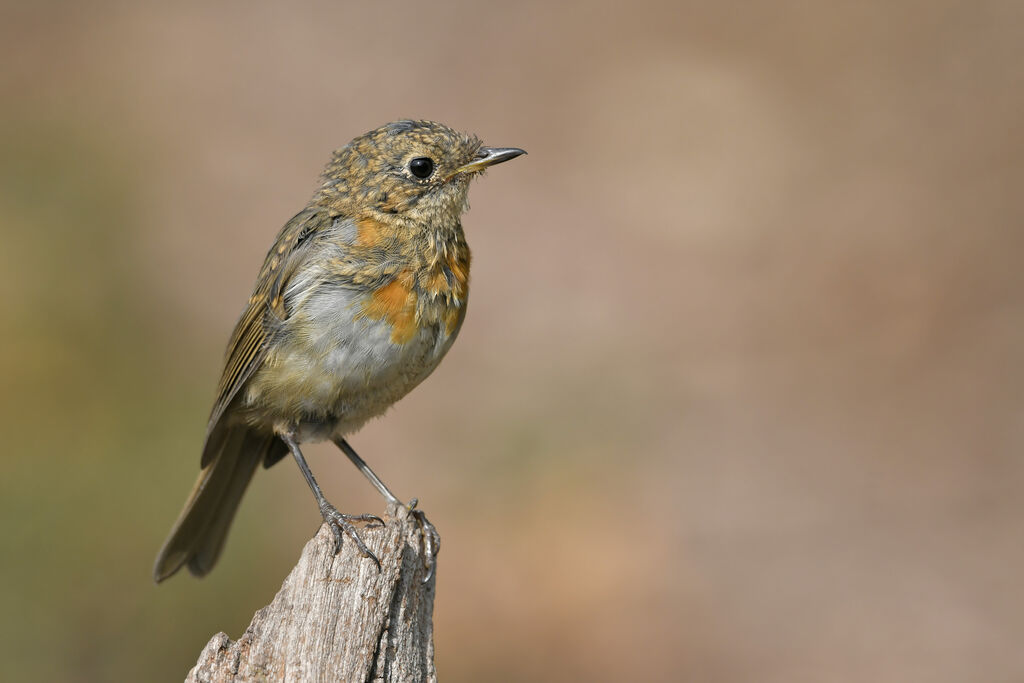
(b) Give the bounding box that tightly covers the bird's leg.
[333,436,402,505]
[280,431,383,570]
[333,437,441,581]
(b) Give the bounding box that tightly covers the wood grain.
[186,504,437,682]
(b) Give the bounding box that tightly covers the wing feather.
[201,207,334,464]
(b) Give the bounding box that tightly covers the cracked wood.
[185,504,437,682]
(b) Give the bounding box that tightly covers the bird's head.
[315,120,524,227]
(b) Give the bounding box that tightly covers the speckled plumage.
[155,120,524,582]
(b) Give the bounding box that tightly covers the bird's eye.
[409,157,435,179]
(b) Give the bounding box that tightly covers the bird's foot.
[319,502,384,571]
[405,498,441,582]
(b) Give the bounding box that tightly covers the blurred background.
[2,0,1023,680]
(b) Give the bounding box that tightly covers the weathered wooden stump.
[186,504,437,682]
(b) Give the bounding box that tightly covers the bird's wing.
[201,207,334,465]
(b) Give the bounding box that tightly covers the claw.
[347,513,386,527]
[406,506,440,583]
[327,523,344,553]
[319,503,382,571]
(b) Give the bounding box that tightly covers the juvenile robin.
[154,120,525,582]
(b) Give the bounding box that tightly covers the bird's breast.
[244,271,467,437]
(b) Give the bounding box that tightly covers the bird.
[153,120,525,583]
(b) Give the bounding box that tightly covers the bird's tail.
[153,426,281,582]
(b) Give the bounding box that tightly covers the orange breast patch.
[359,271,420,344]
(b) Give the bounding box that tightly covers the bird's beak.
[455,147,527,174]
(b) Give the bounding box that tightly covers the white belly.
[244,282,461,440]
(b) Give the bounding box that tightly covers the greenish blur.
[0,116,294,681]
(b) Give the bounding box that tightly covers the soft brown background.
[2,1,1023,681]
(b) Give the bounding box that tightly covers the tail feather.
[153,426,275,582]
